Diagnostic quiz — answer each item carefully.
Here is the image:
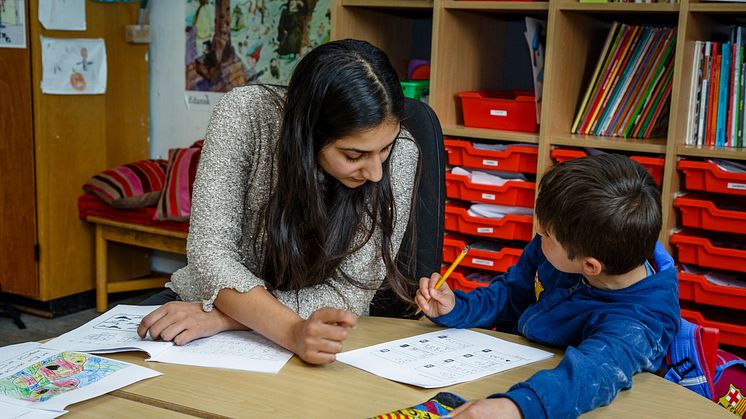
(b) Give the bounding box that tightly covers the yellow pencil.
[416,245,470,314]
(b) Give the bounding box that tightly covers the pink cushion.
[83,160,168,209]
[155,140,203,221]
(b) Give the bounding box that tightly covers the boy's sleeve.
[431,236,543,329]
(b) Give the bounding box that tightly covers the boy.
[416,154,679,419]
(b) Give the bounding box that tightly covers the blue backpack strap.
[715,359,746,384]
[664,318,714,400]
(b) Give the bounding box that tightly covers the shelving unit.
[332,0,746,348]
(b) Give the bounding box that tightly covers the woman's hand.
[290,307,357,365]
[137,301,241,345]
[446,398,522,419]
[415,272,456,318]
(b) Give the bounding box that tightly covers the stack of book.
[572,23,677,139]
[687,26,746,148]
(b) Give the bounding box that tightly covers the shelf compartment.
[557,1,679,13]
[342,0,433,9]
[445,138,538,173]
[675,194,746,233]
[445,202,534,242]
[446,170,536,207]
[442,125,540,143]
[688,3,746,14]
[671,231,746,274]
[443,267,492,293]
[443,234,523,273]
[681,307,746,349]
[678,159,746,196]
[550,147,664,185]
[679,268,746,312]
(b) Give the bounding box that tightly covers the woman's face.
[317,121,400,188]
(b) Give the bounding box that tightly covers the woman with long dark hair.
[138,39,420,364]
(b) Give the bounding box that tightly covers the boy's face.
[535,224,584,274]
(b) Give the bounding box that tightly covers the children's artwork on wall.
[0,0,27,49]
[38,0,87,31]
[40,37,107,95]
[184,0,331,94]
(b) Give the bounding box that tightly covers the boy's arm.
[430,236,543,329]
[492,302,679,418]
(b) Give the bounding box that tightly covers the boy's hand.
[415,272,456,318]
[446,398,522,419]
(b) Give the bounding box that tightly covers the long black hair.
[256,39,418,305]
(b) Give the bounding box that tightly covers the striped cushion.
[155,141,204,221]
[83,160,168,209]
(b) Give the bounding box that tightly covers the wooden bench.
[87,216,187,312]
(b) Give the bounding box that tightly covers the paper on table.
[42,305,294,373]
[42,305,172,357]
[1,400,66,418]
[337,329,553,388]
[0,342,159,412]
[148,331,293,374]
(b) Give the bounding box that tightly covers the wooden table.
[86,317,731,418]
[65,395,195,418]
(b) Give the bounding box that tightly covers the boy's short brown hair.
[535,154,661,275]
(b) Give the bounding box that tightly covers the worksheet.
[337,329,553,388]
[0,342,159,412]
[42,305,294,374]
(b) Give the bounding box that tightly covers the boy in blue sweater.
[416,154,680,419]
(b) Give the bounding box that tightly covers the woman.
[138,39,421,365]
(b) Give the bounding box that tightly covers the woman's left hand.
[137,301,239,345]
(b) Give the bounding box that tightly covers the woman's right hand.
[290,307,357,365]
[415,272,456,318]
[137,301,238,346]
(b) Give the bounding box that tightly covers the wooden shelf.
[677,145,746,161]
[557,1,679,12]
[443,0,550,11]
[443,125,540,143]
[549,134,667,153]
[688,3,746,13]
[342,0,434,9]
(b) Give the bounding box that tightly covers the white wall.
[149,1,213,272]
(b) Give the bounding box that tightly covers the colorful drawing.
[0,352,127,403]
[185,0,331,92]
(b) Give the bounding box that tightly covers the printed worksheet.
[337,329,554,388]
[43,305,171,356]
[0,342,159,412]
[0,400,66,418]
[148,331,293,374]
[42,305,294,374]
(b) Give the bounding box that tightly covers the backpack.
[662,318,746,417]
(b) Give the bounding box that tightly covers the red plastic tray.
[671,231,746,274]
[444,138,538,173]
[681,307,746,349]
[458,91,538,133]
[679,160,746,196]
[443,234,522,273]
[445,171,535,208]
[678,269,746,311]
[550,148,663,185]
[442,267,491,293]
[444,202,533,242]
[674,194,746,234]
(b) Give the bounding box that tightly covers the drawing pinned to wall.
[38,0,86,31]
[185,0,331,95]
[40,37,107,94]
[0,0,27,49]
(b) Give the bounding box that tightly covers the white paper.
[0,401,66,418]
[0,343,159,412]
[712,159,746,174]
[40,36,106,95]
[337,329,553,388]
[468,203,533,218]
[148,331,293,374]
[0,0,27,48]
[43,305,294,374]
[43,305,172,357]
[451,167,526,187]
[38,0,86,31]
[472,143,537,152]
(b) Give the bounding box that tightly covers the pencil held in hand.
[415,245,470,315]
